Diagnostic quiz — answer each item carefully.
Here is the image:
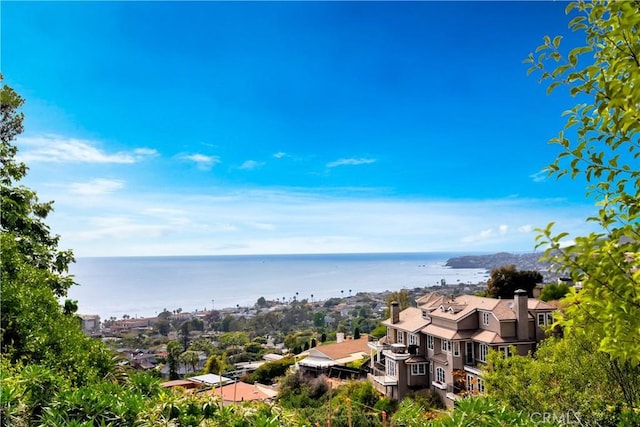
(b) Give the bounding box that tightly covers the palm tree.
[311,293,314,303]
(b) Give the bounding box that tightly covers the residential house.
[368,290,555,407]
[206,381,278,405]
[80,314,101,334]
[298,334,370,377]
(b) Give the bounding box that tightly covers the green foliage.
[370,324,387,339]
[406,389,445,411]
[526,0,640,364]
[218,331,250,348]
[126,371,161,398]
[179,350,201,373]
[432,397,556,427]
[391,399,431,427]
[539,282,571,301]
[204,353,229,375]
[166,341,183,380]
[243,356,295,385]
[484,329,640,426]
[277,371,329,409]
[333,381,379,409]
[1,77,116,392]
[384,290,412,317]
[485,265,542,298]
[39,381,146,427]
[188,337,216,356]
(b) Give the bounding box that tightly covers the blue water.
[67,252,489,319]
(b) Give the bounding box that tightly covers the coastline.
[68,252,490,319]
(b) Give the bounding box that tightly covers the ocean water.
[67,252,489,319]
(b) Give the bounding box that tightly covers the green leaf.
[547,81,561,95]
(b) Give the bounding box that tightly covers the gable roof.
[381,307,430,332]
[308,335,370,361]
[417,292,555,321]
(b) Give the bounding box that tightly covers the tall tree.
[485,265,542,299]
[526,0,640,364]
[1,75,113,384]
[166,341,183,380]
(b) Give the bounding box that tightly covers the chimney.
[514,289,528,340]
[391,301,400,324]
[336,332,345,343]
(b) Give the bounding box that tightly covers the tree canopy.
[526,0,640,364]
[1,75,114,383]
[485,265,542,299]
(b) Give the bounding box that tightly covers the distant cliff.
[446,252,552,277]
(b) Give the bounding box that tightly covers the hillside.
[445,252,556,280]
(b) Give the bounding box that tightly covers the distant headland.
[446,252,555,280]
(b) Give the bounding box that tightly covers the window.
[411,363,426,375]
[482,312,490,326]
[498,346,512,357]
[435,367,446,383]
[441,339,451,354]
[465,341,474,365]
[466,374,476,393]
[537,313,546,326]
[478,344,488,362]
[387,360,396,377]
[422,310,429,319]
[453,341,460,357]
[409,333,419,346]
[427,335,434,350]
[477,377,485,393]
[546,313,554,325]
[397,331,404,344]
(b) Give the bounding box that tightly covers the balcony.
[445,383,465,402]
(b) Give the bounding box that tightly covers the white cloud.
[245,222,276,231]
[41,183,599,257]
[17,134,157,164]
[326,157,376,168]
[179,153,221,170]
[273,152,287,159]
[69,178,124,196]
[239,160,265,170]
[530,170,548,183]
[518,224,533,233]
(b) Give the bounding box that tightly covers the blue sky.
[3,1,600,256]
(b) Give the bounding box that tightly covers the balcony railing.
[371,366,386,378]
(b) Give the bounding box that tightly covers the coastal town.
[77,264,563,411]
[3,0,639,424]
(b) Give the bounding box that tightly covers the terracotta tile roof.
[309,336,371,361]
[381,307,430,332]
[207,381,273,403]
